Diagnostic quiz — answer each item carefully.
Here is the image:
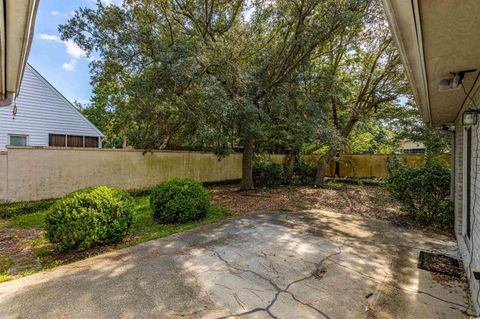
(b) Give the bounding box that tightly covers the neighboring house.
[0,64,103,150]
[384,0,480,313]
[397,140,425,154]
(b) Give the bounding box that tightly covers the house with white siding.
[0,64,103,150]
[383,0,480,314]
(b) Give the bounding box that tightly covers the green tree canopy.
[61,0,371,189]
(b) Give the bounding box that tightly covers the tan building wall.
[2,147,243,202]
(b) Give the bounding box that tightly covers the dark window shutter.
[49,134,66,147]
[67,135,84,147]
[85,136,99,148]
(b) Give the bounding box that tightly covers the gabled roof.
[25,63,104,137]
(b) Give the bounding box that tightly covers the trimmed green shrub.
[292,160,316,185]
[253,159,286,188]
[150,178,211,223]
[387,161,453,228]
[45,186,134,251]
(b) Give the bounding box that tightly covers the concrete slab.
[0,210,471,318]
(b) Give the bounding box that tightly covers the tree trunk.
[284,153,296,185]
[334,157,340,177]
[315,117,358,186]
[240,137,255,190]
[315,148,336,186]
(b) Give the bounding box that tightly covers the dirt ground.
[212,184,405,220]
[211,184,455,238]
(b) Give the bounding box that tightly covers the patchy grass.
[120,196,229,247]
[6,211,47,229]
[0,195,230,283]
[0,199,55,219]
[324,178,386,187]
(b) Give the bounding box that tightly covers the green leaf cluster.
[387,160,452,228]
[150,178,211,223]
[253,159,286,188]
[45,186,134,251]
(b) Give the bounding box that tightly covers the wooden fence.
[271,153,449,179]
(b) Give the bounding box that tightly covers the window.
[9,135,27,146]
[402,148,425,154]
[49,134,99,148]
[466,127,472,238]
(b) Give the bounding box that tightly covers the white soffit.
[383,0,480,126]
[0,0,39,100]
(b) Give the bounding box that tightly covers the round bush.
[45,186,134,251]
[387,161,452,228]
[253,159,286,188]
[292,160,316,186]
[150,178,211,223]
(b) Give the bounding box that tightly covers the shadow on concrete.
[0,209,472,319]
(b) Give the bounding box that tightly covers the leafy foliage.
[388,160,453,228]
[60,0,374,189]
[45,186,134,251]
[150,178,211,223]
[292,160,316,185]
[253,158,286,188]
[382,101,451,157]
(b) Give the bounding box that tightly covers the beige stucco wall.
[0,147,441,203]
[3,147,243,202]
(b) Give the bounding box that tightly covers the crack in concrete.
[210,246,343,319]
[176,229,468,317]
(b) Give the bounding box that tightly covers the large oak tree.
[60,0,371,190]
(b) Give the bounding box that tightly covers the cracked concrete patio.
[0,209,471,318]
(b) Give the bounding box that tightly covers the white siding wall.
[0,64,102,150]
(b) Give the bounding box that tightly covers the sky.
[28,0,122,105]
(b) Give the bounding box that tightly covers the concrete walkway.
[0,210,471,318]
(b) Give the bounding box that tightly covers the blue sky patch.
[28,0,121,104]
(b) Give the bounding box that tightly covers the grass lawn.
[0,195,230,283]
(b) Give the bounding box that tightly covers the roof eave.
[382,0,432,125]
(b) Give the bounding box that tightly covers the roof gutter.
[381,0,432,125]
[411,0,433,126]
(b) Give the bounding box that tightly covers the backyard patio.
[0,184,472,318]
